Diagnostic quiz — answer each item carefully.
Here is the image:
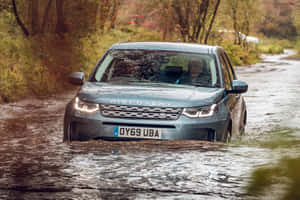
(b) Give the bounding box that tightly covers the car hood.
[77,82,225,107]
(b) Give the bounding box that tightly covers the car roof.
[109,42,220,54]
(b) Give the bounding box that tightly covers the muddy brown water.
[0,50,300,200]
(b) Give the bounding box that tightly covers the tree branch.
[41,0,53,33]
[11,0,29,36]
[204,0,221,44]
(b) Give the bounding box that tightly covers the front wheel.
[238,111,247,136]
[63,117,79,142]
[222,124,232,143]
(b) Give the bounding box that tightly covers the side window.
[95,54,114,81]
[219,54,231,90]
[221,53,233,82]
[223,52,237,80]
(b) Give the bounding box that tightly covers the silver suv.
[64,42,248,142]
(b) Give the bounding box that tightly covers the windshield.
[92,50,220,88]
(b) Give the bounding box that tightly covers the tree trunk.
[232,3,239,44]
[90,1,99,31]
[197,0,209,42]
[31,0,40,35]
[192,2,202,41]
[204,0,221,44]
[99,0,111,33]
[173,4,186,42]
[107,0,120,33]
[41,0,53,33]
[185,1,191,41]
[55,0,67,34]
[294,0,300,33]
[163,0,172,40]
[11,0,29,36]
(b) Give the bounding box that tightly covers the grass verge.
[257,38,291,54]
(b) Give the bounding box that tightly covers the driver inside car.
[177,59,211,86]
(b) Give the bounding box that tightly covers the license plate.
[114,126,162,139]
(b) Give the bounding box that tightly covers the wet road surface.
[0,51,300,199]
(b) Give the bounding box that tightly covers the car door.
[218,50,237,115]
[222,51,241,101]
[223,51,246,135]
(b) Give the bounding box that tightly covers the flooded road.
[1,51,300,200]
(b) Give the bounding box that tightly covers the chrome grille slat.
[100,104,182,120]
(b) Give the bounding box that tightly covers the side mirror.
[68,72,85,85]
[229,80,248,94]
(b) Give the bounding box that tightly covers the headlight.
[74,97,99,113]
[182,104,218,118]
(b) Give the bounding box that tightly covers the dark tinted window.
[223,52,236,80]
[219,53,232,90]
[221,53,233,82]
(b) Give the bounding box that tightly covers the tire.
[63,116,79,142]
[207,129,215,142]
[222,123,232,143]
[239,111,247,136]
[63,122,71,142]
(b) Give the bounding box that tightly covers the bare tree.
[173,0,221,43]
[163,0,173,40]
[41,0,53,33]
[11,0,120,35]
[204,0,221,44]
[11,0,29,36]
[98,0,112,32]
[55,0,67,34]
[293,0,300,35]
[107,0,120,32]
[31,0,39,34]
[224,0,261,46]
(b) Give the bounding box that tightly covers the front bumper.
[66,106,228,141]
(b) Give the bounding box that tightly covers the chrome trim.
[100,104,182,120]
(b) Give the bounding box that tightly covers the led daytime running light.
[74,97,99,113]
[183,104,217,118]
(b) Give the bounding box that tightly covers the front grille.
[100,104,182,120]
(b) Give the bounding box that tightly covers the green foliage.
[246,127,300,199]
[276,39,295,49]
[258,45,284,54]
[0,12,28,102]
[21,62,57,96]
[257,38,288,54]
[283,38,300,59]
[293,39,300,58]
[130,27,162,41]
[221,0,262,45]
[258,127,300,149]
[247,166,282,195]
[0,0,11,12]
[222,42,261,66]
[247,157,300,200]
[0,33,59,101]
[0,11,62,102]
[0,62,26,102]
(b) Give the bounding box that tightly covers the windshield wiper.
[107,76,140,82]
[128,80,183,86]
[127,79,151,82]
[190,83,212,88]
